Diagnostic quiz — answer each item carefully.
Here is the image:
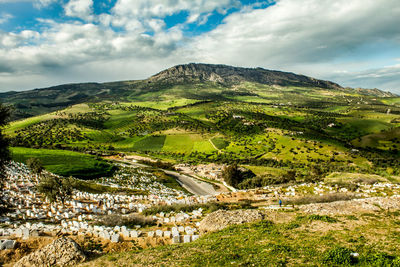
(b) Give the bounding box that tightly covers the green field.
[10,147,114,179]
[133,135,166,151]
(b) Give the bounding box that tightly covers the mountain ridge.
[149,63,342,89]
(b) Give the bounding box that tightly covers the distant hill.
[0,63,396,120]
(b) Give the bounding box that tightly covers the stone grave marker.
[111,234,120,243]
[183,235,191,243]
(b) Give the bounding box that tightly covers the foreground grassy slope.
[82,211,400,266]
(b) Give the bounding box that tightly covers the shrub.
[362,252,399,266]
[307,215,338,223]
[285,193,356,205]
[322,247,357,265]
[27,157,44,175]
[95,214,156,228]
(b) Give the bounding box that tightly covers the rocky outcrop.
[299,196,400,215]
[199,209,265,233]
[150,63,342,89]
[14,237,86,267]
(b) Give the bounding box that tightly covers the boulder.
[14,237,86,267]
[199,209,265,233]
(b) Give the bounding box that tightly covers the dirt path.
[208,138,220,152]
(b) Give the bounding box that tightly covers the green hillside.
[2,64,399,184]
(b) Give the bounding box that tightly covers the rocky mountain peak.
[149,63,342,89]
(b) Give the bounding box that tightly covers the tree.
[36,174,73,204]
[221,163,243,187]
[27,157,44,175]
[0,104,10,189]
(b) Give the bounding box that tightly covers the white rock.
[183,235,191,243]
[164,231,171,238]
[156,230,163,237]
[130,231,138,238]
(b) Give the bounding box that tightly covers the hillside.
[0,63,395,120]
[3,64,400,186]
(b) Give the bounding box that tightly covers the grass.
[71,179,147,195]
[81,210,400,266]
[10,147,114,179]
[133,135,166,151]
[162,135,196,153]
[324,172,390,184]
[210,137,229,150]
[192,140,216,153]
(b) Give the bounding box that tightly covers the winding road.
[107,156,218,196]
[164,170,217,196]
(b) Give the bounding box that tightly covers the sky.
[0,0,399,94]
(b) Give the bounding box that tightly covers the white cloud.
[34,0,58,8]
[111,0,239,31]
[328,65,400,93]
[64,0,93,21]
[0,13,13,24]
[191,0,400,66]
[1,0,400,94]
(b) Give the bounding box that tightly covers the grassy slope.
[82,211,400,266]
[10,147,114,179]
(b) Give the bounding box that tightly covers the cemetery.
[1,159,400,266]
[0,161,213,252]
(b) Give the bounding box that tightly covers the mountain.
[0,63,396,120]
[149,63,342,89]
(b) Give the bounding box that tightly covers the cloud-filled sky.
[0,0,399,94]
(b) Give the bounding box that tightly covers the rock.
[172,235,180,244]
[0,239,16,250]
[14,237,86,267]
[199,209,265,233]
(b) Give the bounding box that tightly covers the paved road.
[110,157,217,196]
[164,170,217,196]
